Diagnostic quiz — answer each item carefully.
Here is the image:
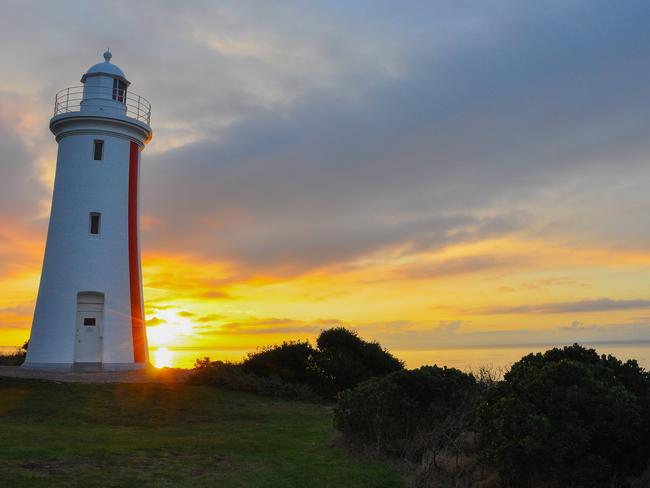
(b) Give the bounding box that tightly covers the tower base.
[22,362,149,372]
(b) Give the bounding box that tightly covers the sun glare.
[152,346,174,368]
[147,308,196,348]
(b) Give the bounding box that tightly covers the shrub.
[190,327,404,400]
[316,327,404,397]
[241,341,320,385]
[0,341,28,366]
[193,356,213,369]
[334,365,477,462]
[479,344,650,487]
[188,359,319,402]
[189,360,259,391]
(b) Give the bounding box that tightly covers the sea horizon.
[6,340,650,371]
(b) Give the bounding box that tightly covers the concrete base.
[0,365,189,383]
[22,362,149,372]
[21,362,74,371]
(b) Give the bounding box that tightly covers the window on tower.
[93,140,104,160]
[89,212,101,235]
[112,78,127,103]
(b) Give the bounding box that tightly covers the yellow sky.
[5,228,649,369]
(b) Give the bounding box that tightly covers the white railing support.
[53,85,151,124]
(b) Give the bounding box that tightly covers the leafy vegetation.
[479,344,650,487]
[334,344,650,488]
[190,327,403,400]
[189,358,320,401]
[335,366,477,462]
[241,340,321,385]
[0,377,403,488]
[316,327,404,397]
[5,334,649,487]
[0,341,28,366]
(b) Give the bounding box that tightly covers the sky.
[1,0,650,368]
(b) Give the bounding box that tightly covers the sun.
[146,308,196,348]
[152,346,174,368]
[146,308,198,367]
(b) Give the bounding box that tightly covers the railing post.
[52,86,150,123]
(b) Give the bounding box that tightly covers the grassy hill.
[0,377,403,487]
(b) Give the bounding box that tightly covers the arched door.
[75,292,104,364]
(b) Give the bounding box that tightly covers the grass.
[0,377,404,487]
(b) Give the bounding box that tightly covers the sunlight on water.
[395,343,650,372]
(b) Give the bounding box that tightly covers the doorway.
[75,292,104,365]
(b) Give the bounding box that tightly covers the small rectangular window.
[94,140,104,160]
[112,79,127,103]
[83,318,96,326]
[89,212,101,235]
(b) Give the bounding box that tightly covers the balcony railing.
[53,86,152,125]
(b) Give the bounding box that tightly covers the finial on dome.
[103,49,112,63]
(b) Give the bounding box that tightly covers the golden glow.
[147,308,197,348]
[2,233,650,369]
[152,347,175,368]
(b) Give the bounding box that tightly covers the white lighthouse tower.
[24,51,152,371]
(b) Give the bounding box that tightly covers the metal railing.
[53,86,152,125]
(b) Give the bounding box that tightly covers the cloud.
[0,105,47,283]
[437,321,463,333]
[394,254,527,281]
[477,299,650,315]
[499,277,590,293]
[142,254,237,299]
[146,317,165,327]
[0,99,46,220]
[363,318,650,351]
[560,320,587,331]
[134,1,650,277]
[197,290,233,300]
[4,2,650,280]
[0,303,34,330]
[195,313,227,324]
[197,316,342,336]
[176,311,196,318]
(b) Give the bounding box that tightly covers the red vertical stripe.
[128,141,146,363]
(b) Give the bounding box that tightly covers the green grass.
[0,377,403,487]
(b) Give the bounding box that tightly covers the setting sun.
[146,308,197,349]
[151,347,174,368]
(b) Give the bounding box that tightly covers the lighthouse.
[24,51,152,371]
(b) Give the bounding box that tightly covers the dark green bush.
[0,341,28,366]
[241,340,320,385]
[192,328,404,400]
[479,344,650,487]
[188,359,319,402]
[334,366,477,461]
[316,327,404,397]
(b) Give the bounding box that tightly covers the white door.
[75,292,104,363]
